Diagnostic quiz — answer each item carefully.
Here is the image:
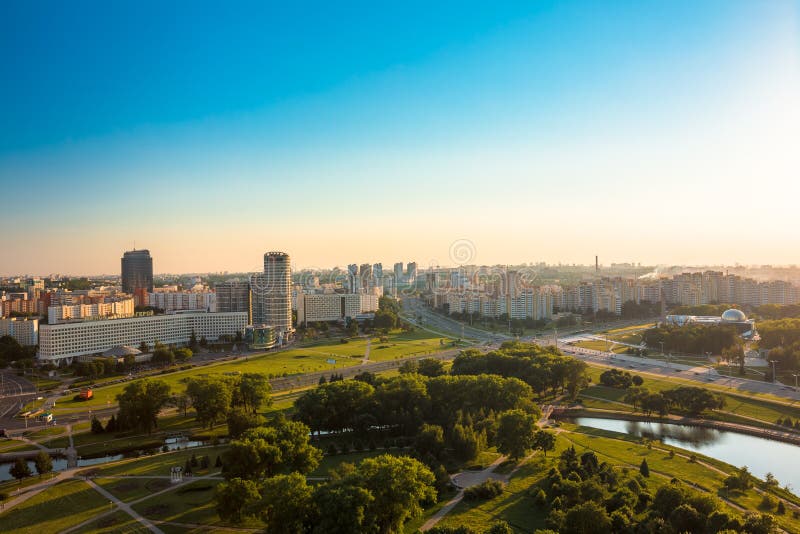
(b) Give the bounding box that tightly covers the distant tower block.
[595,256,599,272]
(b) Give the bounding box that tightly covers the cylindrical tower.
[251,251,292,333]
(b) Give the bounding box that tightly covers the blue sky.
[1,1,798,274]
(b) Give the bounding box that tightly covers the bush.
[463,479,505,501]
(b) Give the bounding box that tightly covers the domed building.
[666,308,756,339]
[721,308,747,323]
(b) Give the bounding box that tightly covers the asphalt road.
[0,371,37,423]
[557,343,800,402]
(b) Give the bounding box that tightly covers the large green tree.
[352,454,436,534]
[216,477,260,523]
[34,452,53,477]
[233,373,272,413]
[311,480,374,534]
[257,473,313,534]
[495,409,537,460]
[186,376,234,429]
[116,379,171,434]
[223,418,321,481]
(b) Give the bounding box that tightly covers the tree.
[257,473,313,534]
[175,394,192,418]
[105,414,117,433]
[10,457,31,482]
[174,347,193,362]
[223,418,322,481]
[311,480,375,534]
[34,452,52,477]
[416,358,446,377]
[227,407,266,439]
[186,376,234,429]
[495,409,536,460]
[234,373,272,413]
[415,423,445,459]
[152,345,175,365]
[639,459,650,477]
[216,477,260,523]
[347,319,359,337]
[90,415,105,434]
[116,379,171,434]
[532,430,556,457]
[562,501,612,534]
[450,423,484,462]
[353,455,436,534]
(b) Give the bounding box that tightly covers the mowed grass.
[132,479,265,530]
[0,479,110,534]
[88,447,225,477]
[50,329,452,414]
[94,476,174,503]
[0,438,38,453]
[78,510,150,534]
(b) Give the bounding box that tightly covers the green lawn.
[94,476,174,503]
[0,479,110,534]
[50,329,452,414]
[0,439,38,453]
[132,479,264,530]
[78,510,150,534]
[88,447,225,477]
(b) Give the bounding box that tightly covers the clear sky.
[1,1,798,275]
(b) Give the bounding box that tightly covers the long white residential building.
[147,291,216,312]
[48,298,135,324]
[38,312,247,365]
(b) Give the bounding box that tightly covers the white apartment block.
[48,298,135,324]
[147,291,216,312]
[38,312,247,364]
[0,317,39,346]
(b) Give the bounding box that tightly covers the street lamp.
[769,360,778,384]
[792,373,799,392]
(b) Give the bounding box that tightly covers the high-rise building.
[407,262,418,283]
[216,281,252,323]
[394,262,404,283]
[251,251,292,333]
[121,249,153,294]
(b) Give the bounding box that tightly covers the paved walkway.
[81,478,165,534]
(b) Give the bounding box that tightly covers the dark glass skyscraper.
[121,249,153,294]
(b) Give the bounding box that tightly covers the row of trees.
[623,386,725,416]
[599,369,643,389]
[8,452,53,482]
[452,342,589,399]
[184,372,272,431]
[642,324,742,356]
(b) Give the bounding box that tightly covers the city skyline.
[2,1,799,274]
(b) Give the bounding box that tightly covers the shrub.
[463,479,505,501]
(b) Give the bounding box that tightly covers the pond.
[570,417,800,493]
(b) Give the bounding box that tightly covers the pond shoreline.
[553,407,800,447]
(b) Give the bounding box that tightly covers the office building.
[121,249,154,294]
[251,251,292,333]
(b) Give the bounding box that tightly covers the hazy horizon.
[2,1,798,275]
